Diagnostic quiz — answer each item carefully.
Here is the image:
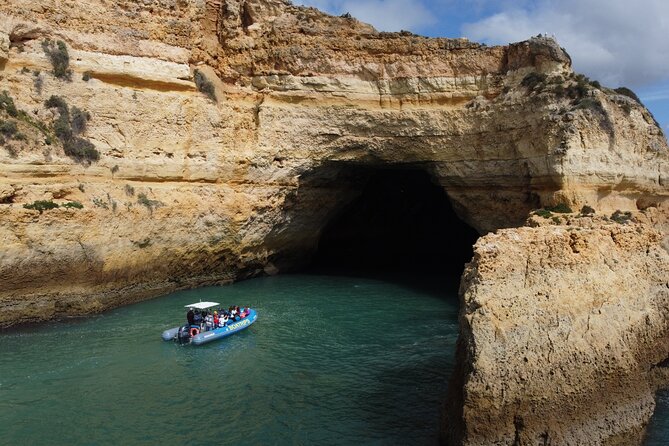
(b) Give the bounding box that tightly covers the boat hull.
[192,310,257,345]
[161,310,258,345]
[161,327,180,341]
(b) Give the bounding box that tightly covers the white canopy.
[185,302,220,310]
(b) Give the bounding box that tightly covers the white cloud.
[295,0,436,32]
[640,88,669,102]
[462,0,669,88]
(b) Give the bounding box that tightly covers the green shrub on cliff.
[580,205,595,216]
[611,210,632,224]
[44,95,99,163]
[42,39,72,81]
[62,201,83,209]
[575,97,603,112]
[521,72,547,91]
[547,203,572,213]
[614,87,641,104]
[64,137,99,162]
[0,91,18,117]
[45,95,69,113]
[0,120,18,137]
[23,200,59,213]
[137,193,163,213]
[194,70,217,102]
[533,209,553,218]
[70,107,91,135]
[533,203,573,219]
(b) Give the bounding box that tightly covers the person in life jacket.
[205,312,214,331]
[193,310,203,327]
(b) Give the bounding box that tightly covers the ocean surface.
[0,274,666,445]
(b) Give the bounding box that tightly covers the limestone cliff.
[0,0,667,444]
[445,216,669,445]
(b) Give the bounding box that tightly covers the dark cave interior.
[306,167,480,281]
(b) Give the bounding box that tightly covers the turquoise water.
[0,274,459,445]
[1,274,666,445]
[646,390,669,445]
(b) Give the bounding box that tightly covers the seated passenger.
[221,314,229,327]
[205,313,214,331]
[213,311,219,327]
[193,310,203,326]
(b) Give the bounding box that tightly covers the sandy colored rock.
[0,31,8,62]
[0,1,667,444]
[445,219,669,445]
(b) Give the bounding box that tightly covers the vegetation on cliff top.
[518,71,655,127]
[613,87,641,104]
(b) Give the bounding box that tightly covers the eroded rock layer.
[445,217,669,445]
[0,1,668,444]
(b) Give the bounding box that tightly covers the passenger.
[213,311,219,327]
[187,308,195,326]
[205,312,214,331]
[193,310,202,326]
[221,313,229,327]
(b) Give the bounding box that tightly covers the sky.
[296,0,669,133]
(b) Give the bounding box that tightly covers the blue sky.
[297,0,669,133]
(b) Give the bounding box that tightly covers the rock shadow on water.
[354,354,455,444]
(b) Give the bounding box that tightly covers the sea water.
[0,274,666,445]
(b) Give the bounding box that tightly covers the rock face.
[445,217,669,445]
[0,0,667,444]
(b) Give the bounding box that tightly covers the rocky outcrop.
[444,217,669,445]
[0,0,668,444]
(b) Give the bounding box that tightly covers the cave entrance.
[304,166,480,283]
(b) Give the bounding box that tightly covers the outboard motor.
[177,325,192,343]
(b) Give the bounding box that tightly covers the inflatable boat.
[161,301,257,346]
